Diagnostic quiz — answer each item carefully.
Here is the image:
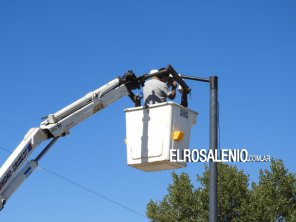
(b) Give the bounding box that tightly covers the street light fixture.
[181,74,218,222]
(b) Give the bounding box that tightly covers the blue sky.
[0,1,295,221]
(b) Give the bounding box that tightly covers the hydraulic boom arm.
[0,70,142,209]
[0,65,188,210]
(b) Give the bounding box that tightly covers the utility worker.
[143,69,178,106]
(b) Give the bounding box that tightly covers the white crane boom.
[0,65,190,210]
[0,71,142,209]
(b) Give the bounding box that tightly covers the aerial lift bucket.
[125,102,198,172]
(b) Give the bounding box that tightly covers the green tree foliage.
[247,160,296,221]
[197,164,250,222]
[146,160,296,222]
[146,172,202,222]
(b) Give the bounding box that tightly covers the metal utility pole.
[181,74,218,222]
[209,76,218,222]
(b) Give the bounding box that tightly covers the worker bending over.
[143,69,178,106]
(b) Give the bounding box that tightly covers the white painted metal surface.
[125,102,197,171]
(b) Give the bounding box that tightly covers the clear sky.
[0,1,295,221]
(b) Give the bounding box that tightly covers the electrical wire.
[0,145,148,219]
[40,166,147,218]
[0,146,12,155]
